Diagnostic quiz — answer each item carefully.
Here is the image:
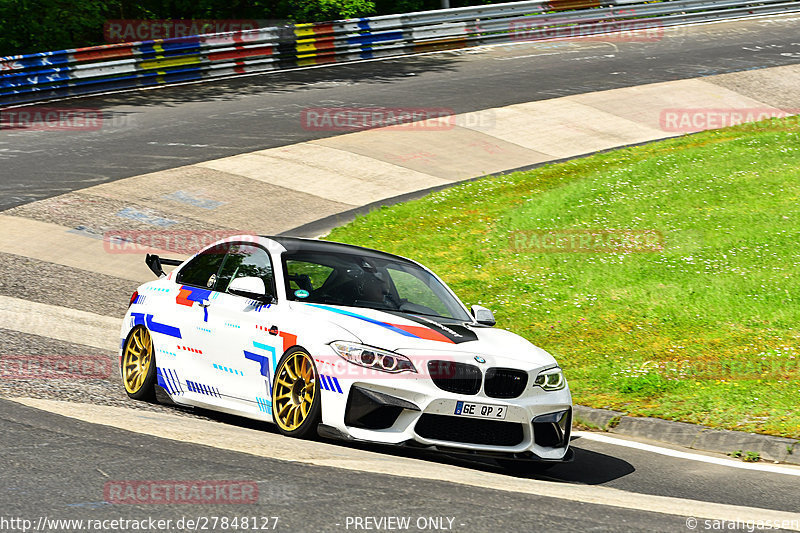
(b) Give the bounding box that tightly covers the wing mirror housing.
[228,277,274,303]
[470,304,496,326]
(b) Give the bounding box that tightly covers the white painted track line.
[575,431,800,477]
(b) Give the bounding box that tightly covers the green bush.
[287,0,375,22]
[0,0,517,56]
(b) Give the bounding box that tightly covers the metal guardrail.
[1,0,798,107]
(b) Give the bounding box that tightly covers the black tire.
[271,347,322,439]
[121,325,157,402]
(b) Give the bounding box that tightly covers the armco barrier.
[2,0,799,107]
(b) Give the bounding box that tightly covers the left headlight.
[330,341,417,374]
[534,367,566,391]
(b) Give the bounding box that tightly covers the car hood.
[293,302,557,367]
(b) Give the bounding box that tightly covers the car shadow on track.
[164,398,634,486]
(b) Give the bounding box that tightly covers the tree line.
[0,0,511,56]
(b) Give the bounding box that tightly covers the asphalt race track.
[2,13,800,533]
[3,14,800,210]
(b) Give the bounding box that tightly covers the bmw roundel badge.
[475,356,486,364]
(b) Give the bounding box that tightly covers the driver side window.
[175,244,229,289]
[216,244,275,296]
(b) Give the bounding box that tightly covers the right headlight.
[534,367,566,391]
[330,341,417,374]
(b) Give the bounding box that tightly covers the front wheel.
[121,326,157,401]
[271,348,321,438]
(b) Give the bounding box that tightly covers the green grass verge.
[327,117,800,438]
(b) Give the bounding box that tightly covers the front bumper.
[322,377,573,461]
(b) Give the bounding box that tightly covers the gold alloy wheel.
[122,326,153,394]
[273,350,317,432]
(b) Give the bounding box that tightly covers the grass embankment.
[327,117,800,438]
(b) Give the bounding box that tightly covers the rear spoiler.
[146,254,183,278]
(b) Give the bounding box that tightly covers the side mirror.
[228,277,272,302]
[470,305,496,326]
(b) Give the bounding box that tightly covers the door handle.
[198,299,211,308]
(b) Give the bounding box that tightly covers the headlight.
[534,367,566,391]
[330,342,417,374]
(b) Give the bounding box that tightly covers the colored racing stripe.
[307,304,426,339]
[131,312,182,338]
[319,374,343,394]
[306,304,455,344]
[176,286,212,307]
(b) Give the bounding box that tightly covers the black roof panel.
[264,236,416,265]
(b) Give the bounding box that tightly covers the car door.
[201,242,285,418]
[164,243,229,397]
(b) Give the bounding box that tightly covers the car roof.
[263,236,417,265]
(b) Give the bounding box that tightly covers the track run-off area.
[2,12,800,532]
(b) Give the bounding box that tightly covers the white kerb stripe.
[575,431,800,477]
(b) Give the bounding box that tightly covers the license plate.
[454,401,507,420]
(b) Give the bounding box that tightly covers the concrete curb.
[573,405,800,465]
[280,137,677,239]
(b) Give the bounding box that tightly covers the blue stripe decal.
[186,380,216,397]
[318,374,343,394]
[158,368,182,395]
[131,313,182,338]
[131,312,146,327]
[256,396,272,414]
[252,341,278,377]
[331,376,343,394]
[168,369,182,393]
[307,304,418,339]
[156,368,170,393]
[253,341,276,355]
[146,315,182,338]
[244,350,271,379]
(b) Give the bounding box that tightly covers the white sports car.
[120,236,573,466]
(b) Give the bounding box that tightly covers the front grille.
[427,360,481,395]
[484,367,528,399]
[415,414,524,446]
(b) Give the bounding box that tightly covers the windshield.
[282,249,471,322]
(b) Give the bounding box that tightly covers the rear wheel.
[122,326,157,401]
[272,348,321,438]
